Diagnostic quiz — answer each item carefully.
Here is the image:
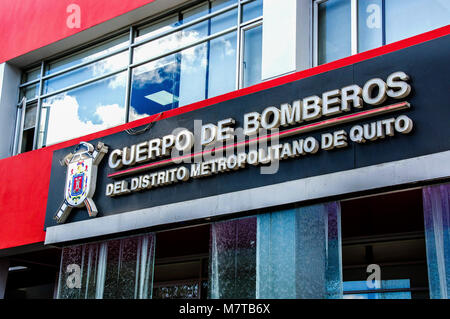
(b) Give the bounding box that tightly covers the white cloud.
[43,95,125,146]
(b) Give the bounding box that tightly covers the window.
[341,189,430,299]
[14,0,263,154]
[315,0,450,65]
[129,0,263,121]
[152,225,210,299]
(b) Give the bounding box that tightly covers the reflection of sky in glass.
[321,0,450,62]
[242,0,263,22]
[130,54,180,121]
[358,0,449,52]
[46,35,129,75]
[130,4,240,122]
[22,67,41,83]
[243,25,262,88]
[358,0,383,52]
[211,0,238,13]
[44,51,128,94]
[133,6,238,64]
[136,15,181,43]
[130,31,236,122]
[343,279,412,299]
[318,0,351,65]
[385,0,450,44]
[40,72,126,146]
[21,83,39,100]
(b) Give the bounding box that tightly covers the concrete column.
[0,62,21,160]
[261,0,311,81]
[0,258,9,299]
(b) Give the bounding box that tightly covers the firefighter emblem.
[54,141,108,224]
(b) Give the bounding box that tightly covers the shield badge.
[65,157,92,207]
[54,141,108,224]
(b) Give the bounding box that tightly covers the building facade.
[0,0,449,299]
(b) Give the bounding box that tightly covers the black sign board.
[44,34,450,228]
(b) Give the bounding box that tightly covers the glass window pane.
[102,235,155,299]
[134,30,183,64]
[56,233,155,299]
[242,0,263,23]
[24,104,37,130]
[257,203,342,298]
[56,243,101,299]
[211,0,237,12]
[40,72,126,147]
[211,7,238,34]
[20,83,39,100]
[181,3,209,24]
[242,25,262,88]
[181,4,209,47]
[344,280,412,299]
[130,54,180,121]
[43,51,128,94]
[385,0,450,44]
[21,67,40,84]
[179,43,207,107]
[134,5,212,64]
[134,5,238,65]
[208,31,237,98]
[318,0,351,65]
[358,0,383,52]
[46,35,129,75]
[136,15,180,43]
[131,30,239,118]
[209,217,257,299]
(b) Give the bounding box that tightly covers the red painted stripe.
[108,102,410,178]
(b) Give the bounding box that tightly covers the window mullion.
[236,0,243,89]
[13,98,26,155]
[32,60,45,150]
[351,0,358,55]
[125,26,135,123]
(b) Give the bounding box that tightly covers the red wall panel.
[0,26,448,251]
[0,0,155,63]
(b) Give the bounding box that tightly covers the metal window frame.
[12,97,27,155]
[16,0,263,152]
[238,19,263,89]
[312,0,359,67]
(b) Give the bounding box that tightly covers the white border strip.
[45,151,450,245]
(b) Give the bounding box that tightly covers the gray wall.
[0,62,21,160]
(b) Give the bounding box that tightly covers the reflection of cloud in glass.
[180,44,208,73]
[134,29,206,63]
[129,106,150,122]
[133,57,178,89]
[137,23,178,43]
[81,40,129,65]
[91,51,128,79]
[213,36,235,57]
[44,95,124,146]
